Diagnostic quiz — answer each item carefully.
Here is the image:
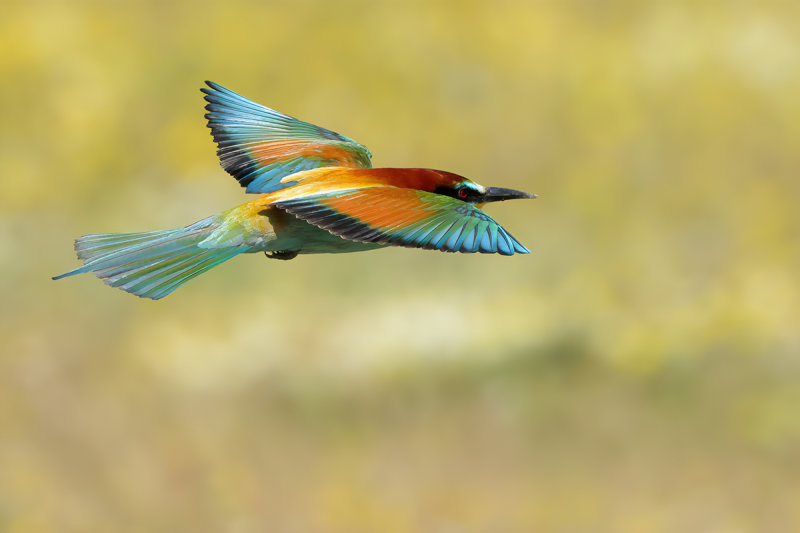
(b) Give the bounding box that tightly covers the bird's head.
[434,175,537,205]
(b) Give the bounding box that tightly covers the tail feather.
[53,219,249,299]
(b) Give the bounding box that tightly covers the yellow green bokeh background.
[3,1,800,531]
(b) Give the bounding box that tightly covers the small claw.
[265,250,298,261]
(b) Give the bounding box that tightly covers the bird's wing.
[202,81,373,194]
[273,187,529,255]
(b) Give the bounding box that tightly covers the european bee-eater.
[54,81,536,299]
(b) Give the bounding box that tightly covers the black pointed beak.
[482,187,537,202]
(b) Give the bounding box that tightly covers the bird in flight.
[54,81,536,299]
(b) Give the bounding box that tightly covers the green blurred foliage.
[2,1,800,531]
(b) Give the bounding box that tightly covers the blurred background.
[2,1,800,531]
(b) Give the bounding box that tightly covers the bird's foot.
[265,250,298,261]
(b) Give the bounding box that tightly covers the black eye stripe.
[434,184,479,201]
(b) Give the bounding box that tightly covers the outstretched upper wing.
[202,81,373,194]
[273,187,529,255]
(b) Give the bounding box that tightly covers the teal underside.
[255,216,386,255]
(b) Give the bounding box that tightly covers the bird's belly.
[262,211,385,255]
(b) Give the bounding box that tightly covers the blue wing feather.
[202,81,372,194]
[273,188,530,255]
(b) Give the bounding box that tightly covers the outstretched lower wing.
[273,187,529,255]
[202,81,373,194]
